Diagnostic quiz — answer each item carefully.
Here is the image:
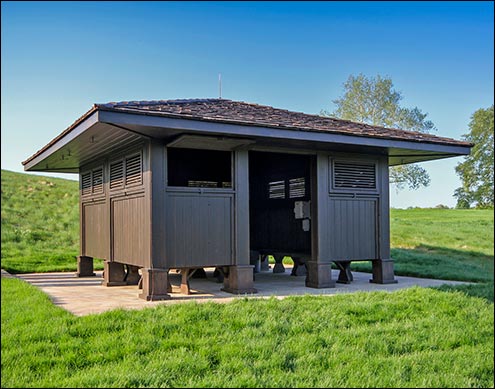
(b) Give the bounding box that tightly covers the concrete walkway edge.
[2,267,470,316]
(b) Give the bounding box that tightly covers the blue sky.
[1,1,493,208]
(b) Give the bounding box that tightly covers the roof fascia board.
[99,110,471,157]
[23,111,99,171]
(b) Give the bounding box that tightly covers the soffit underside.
[24,122,144,173]
[24,116,470,173]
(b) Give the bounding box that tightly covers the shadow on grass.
[350,244,493,282]
[1,254,104,274]
[350,244,494,302]
[433,282,494,303]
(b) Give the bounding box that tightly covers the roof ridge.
[96,98,229,108]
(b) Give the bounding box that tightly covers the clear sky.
[2,1,493,208]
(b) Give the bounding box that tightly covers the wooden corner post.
[307,153,336,288]
[76,255,95,277]
[370,159,397,284]
[222,149,257,294]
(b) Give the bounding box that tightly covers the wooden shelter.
[22,99,472,300]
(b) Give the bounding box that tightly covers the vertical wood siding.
[112,195,149,267]
[312,153,386,262]
[327,198,377,260]
[82,201,108,258]
[79,142,150,268]
[165,192,233,267]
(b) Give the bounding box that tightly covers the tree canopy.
[323,74,436,190]
[454,105,494,208]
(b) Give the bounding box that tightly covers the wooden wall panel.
[327,198,377,260]
[165,192,233,268]
[82,201,108,259]
[112,195,149,267]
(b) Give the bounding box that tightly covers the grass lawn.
[352,208,494,301]
[1,169,494,387]
[2,277,493,388]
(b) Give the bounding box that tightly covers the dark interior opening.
[249,151,312,255]
[167,148,232,188]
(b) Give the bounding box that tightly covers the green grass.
[389,208,493,283]
[350,208,494,301]
[2,277,494,388]
[1,170,104,273]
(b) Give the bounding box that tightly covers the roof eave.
[98,109,472,157]
[22,108,99,171]
[22,106,472,173]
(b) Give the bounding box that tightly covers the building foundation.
[139,267,171,300]
[370,259,398,284]
[76,255,95,277]
[305,261,336,288]
[102,261,127,286]
[222,265,257,294]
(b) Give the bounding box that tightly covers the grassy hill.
[1,170,81,272]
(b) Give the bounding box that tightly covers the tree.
[454,105,494,209]
[322,74,436,190]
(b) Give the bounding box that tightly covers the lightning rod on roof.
[218,73,222,99]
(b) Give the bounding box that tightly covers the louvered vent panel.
[92,168,103,194]
[110,161,124,189]
[289,177,305,198]
[334,161,376,189]
[125,154,142,186]
[269,180,285,199]
[81,172,92,196]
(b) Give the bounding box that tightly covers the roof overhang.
[23,108,471,173]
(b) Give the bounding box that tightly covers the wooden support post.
[139,268,171,301]
[125,265,141,285]
[291,257,307,276]
[180,268,197,295]
[102,261,127,286]
[222,265,257,294]
[371,159,397,285]
[370,259,397,284]
[306,154,336,289]
[76,255,95,277]
[213,267,224,283]
[250,250,261,273]
[234,150,250,266]
[273,254,286,273]
[334,261,353,284]
[305,261,336,288]
[260,254,270,271]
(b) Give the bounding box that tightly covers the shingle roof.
[96,98,472,147]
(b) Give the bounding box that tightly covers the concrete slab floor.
[6,267,469,316]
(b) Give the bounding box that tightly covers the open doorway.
[249,151,313,274]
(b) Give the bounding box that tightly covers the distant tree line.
[454,105,494,209]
